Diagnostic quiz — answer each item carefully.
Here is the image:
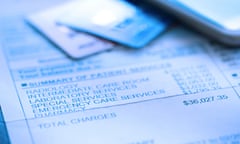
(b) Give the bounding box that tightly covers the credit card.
[56,0,169,48]
[27,5,114,59]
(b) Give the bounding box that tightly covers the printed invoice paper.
[1,0,240,144]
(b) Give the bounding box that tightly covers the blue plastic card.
[57,0,169,48]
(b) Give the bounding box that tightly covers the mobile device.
[143,0,240,46]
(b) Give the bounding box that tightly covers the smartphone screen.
[177,0,240,30]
